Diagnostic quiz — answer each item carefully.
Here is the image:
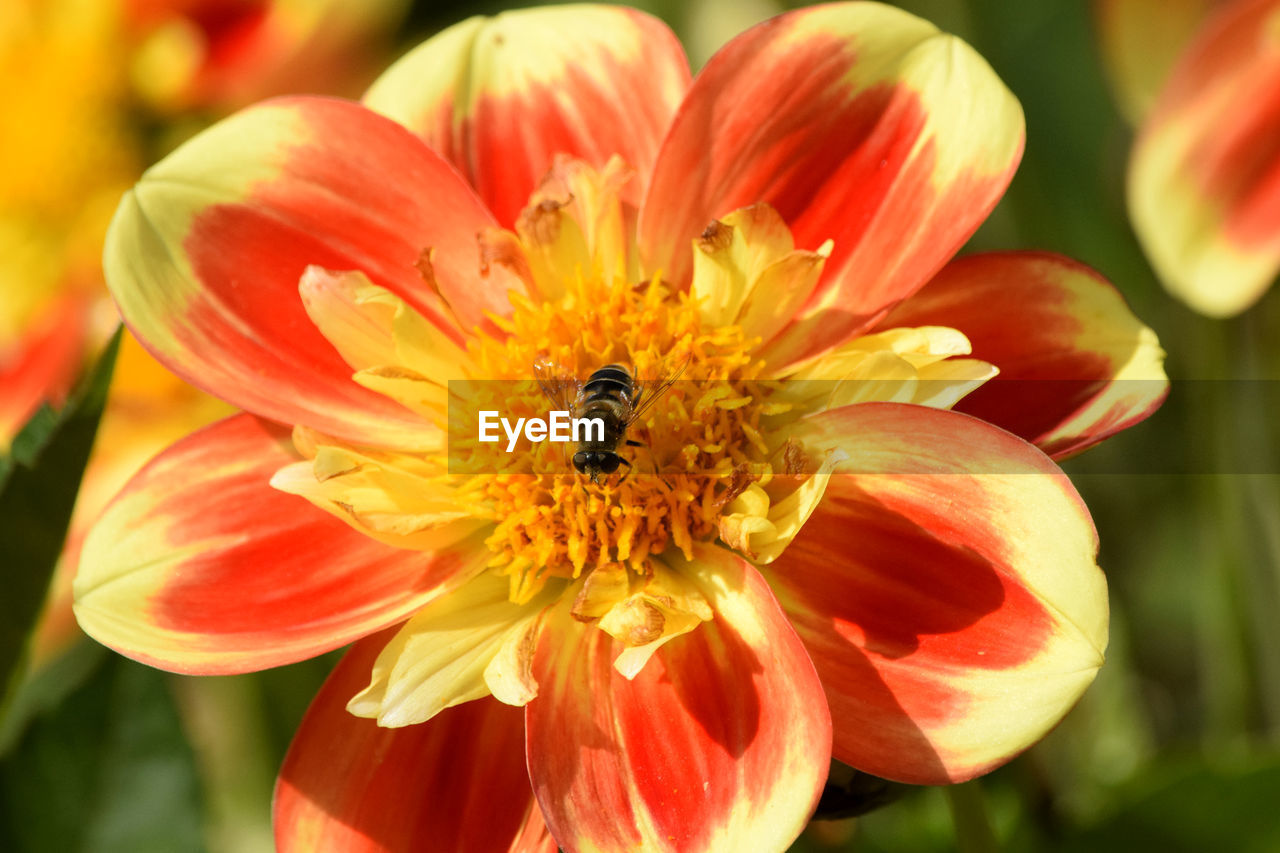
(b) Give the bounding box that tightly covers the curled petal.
[74,415,487,674]
[364,5,690,226]
[777,403,1105,784]
[276,630,555,853]
[691,204,831,349]
[776,325,996,411]
[269,456,475,551]
[589,560,715,679]
[1129,0,1280,315]
[298,266,400,372]
[298,268,472,425]
[515,156,639,299]
[641,3,1023,361]
[105,96,516,448]
[718,450,844,563]
[347,572,554,726]
[881,251,1168,457]
[526,547,831,853]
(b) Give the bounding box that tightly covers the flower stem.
[1239,309,1280,741]
[945,781,998,853]
[1190,315,1255,746]
[170,674,275,853]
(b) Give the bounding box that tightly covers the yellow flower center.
[280,156,997,707]
[274,155,1006,725]
[463,273,769,603]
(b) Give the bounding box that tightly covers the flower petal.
[775,403,1105,784]
[640,3,1023,361]
[346,571,554,727]
[104,95,516,448]
[718,450,844,563]
[690,204,831,350]
[363,5,690,226]
[276,630,555,853]
[1095,0,1216,123]
[73,414,487,675]
[0,294,88,447]
[526,547,831,853]
[127,0,405,111]
[775,325,996,411]
[880,251,1167,458]
[1128,0,1280,315]
[269,448,475,551]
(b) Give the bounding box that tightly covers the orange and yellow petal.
[276,629,555,853]
[269,448,477,551]
[717,451,844,564]
[881,251,1167,458]
[103,95,520,449]
[127,0,407,111]
[363,4,690,227]
[690,203,831,355]
[1129,0,1280,315]
[775,324,997,411]
[298,267,473,426]
[346,571,553,726]
[1095,0,1218,123]
[515,155,640,299]
[0,294,88,448]
[33,331,233,668]
[73,415,487,675]
[526,547,830,853]
[775,403,1105,784]
[640,2,1023,362]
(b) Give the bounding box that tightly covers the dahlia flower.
[1110,0,1280,315]
[76,4,1167,850]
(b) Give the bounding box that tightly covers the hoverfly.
[533,356,687,483]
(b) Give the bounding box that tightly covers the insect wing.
[625,354,690,426]
[533,357,582,414]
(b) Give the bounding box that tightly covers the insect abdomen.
[575,364,633,451]
[580,364,633,404]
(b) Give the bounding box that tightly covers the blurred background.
[2,0,1278,850]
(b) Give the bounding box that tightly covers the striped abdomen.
[573,364,633,451]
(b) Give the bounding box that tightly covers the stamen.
[462,271,767,602]
[292,162,993,632]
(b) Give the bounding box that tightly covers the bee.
[533,356,687,483]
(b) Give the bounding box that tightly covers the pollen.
[288,158,993,626]
[462,273,771,604]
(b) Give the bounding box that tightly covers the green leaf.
[0,655,205,853]
[0,329,121,713]
[1047,757,1280,853]
[0,640,105,755]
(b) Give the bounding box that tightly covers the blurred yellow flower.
[1,0,403,665]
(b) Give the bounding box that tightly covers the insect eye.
[598,455,620,474]
[572,452,591,473]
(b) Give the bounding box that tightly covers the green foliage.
[1045,758,1280,853]
[0,329,120,716]
[0,656,205,853]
